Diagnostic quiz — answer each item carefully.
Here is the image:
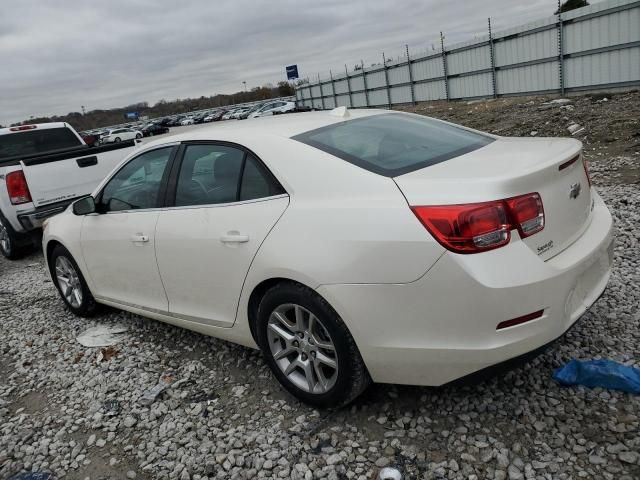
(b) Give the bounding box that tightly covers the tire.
[50,245,98,317]
[136,133,142,139]
[149,132,154,137]
[256,282,371,408]
[114,137,121,143]
[0,214,29,260]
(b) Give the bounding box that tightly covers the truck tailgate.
[21,143,137,207]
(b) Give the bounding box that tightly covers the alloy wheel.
[267,303,338,394]
[55,256,83,308]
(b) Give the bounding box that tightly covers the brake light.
[9,125,37,132]
[6,171,32,205]
[505,193,545,237]
[411,193,544,254]
[583,158,592,187]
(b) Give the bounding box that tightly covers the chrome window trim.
[102,193,289,215]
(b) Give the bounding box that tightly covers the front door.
[80,146,175,311]
[155,143,289,327]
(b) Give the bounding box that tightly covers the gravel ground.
[1,92,639,480]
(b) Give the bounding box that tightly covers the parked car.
[141,123,170,137]
[248,101,296,119]
[221,110,237,121]
[0,122,141,259]
[101,128,142,143]
[193,114,208,124]
[238,105,263,120]
[80,132,100,147]
[43,108,613,407]
[229,108,248,119]
[203,111,223,122]
[180,117,195,126]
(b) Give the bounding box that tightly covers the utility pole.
[81,105,86,115]
[242,81,247,92]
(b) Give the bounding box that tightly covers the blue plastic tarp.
[553,359,640,394]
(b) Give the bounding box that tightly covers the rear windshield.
[0,127,83,160]
[292,113,494,176]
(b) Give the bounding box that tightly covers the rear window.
[0,127,83,160]
[292,113,494,176]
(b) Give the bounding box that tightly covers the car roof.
[148,108,387,146]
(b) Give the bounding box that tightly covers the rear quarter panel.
[242,136,445,287]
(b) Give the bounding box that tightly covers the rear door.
[80,146,176,311]
[155,142,289,327]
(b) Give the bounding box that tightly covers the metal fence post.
[557,0,565,96]
[330,69,338,108]
[406,44,416,105]
[488,18,497,98]
[345,65,353,107]
[361,60,370,107]
[440,32,450,101]
[318,73,325,110]
[382,52,391,108]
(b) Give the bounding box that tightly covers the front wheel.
[114,137,121,143]
[256,283,370,408]
[50,245,97,317]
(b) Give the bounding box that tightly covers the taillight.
[583,158,592,187]
[411,193,544,254]
[505,193,545,237]
[9,125,37,132]
[6,171,32,205]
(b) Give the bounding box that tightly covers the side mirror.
[72,196,96,215]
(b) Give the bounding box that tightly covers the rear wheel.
[0,214,29,260]
[114,137,121,143]
[256,282,370,408]
[136,133,142,139]
[51,245,97,317]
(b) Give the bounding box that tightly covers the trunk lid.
[394,137,592,260]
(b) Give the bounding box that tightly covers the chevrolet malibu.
[42,108,614,407]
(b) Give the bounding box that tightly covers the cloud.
[1,0,556,125]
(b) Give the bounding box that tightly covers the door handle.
[220,232,249,243]
[131,234,149,243]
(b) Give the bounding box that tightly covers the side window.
[239,155,285,201]
[175,145,244,206]
[100,147,173,212]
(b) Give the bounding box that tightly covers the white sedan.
[42,108,614,407]
[248,101,296,119]
[100,128,142,143]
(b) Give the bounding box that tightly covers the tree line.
[9,81,295,131]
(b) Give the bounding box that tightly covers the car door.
[155,142,289,327]
[80,145,176,311]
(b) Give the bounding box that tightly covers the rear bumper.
[17,198,76,231]
[318,191,614,386]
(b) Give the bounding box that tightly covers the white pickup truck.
[0,122,140,259]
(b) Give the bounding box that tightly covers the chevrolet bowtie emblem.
[569,182,582,199]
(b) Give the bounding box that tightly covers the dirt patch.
[397,90,640,181]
